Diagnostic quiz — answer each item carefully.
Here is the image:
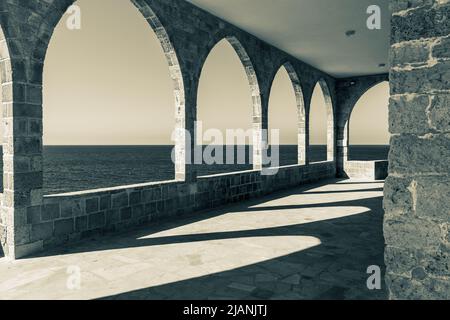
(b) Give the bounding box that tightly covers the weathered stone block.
[391,41,430,67]
[432,36,450,59]
[389,95,429,134]
[390,61,450,95]
[112,192,128,208]
[391,4,450,43]
[120,207,132,221]
[41,203,60,221]
[416,176,450,221]
[85,197,99,214]
[88,212,105,230]
[60,201,73,218]
[384,217,442,251]
[429,94,450,132]
[383,176,414,215]
[132,205,144,218]
[54,218,74,236]
[100,195,111,211]
[31,222,53,242]
[26,205,41,224]
[389,134,450,175]
[75,216,88,232]
[390,0,436,13]
[129,191,141,204]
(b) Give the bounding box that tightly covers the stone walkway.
[0,179,388,300]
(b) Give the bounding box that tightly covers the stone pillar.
[384,0,450,299]
[0,47,45,259]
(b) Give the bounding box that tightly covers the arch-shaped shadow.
[199,35,263,170]
[268,62,307,165]
[343,80,389,162]
[310,79,335,162]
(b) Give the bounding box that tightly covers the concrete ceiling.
[187,0,390,78]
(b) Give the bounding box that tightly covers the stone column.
[384,0,450,299]
[0,52,45,259]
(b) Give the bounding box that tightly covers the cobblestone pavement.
[0,179,388,300]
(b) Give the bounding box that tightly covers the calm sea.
[1,145,389,195]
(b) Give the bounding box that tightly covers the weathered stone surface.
[391,41,430,66]
[88,212,105,230]
[54,218,74,236]
[429,94,450,132]
[384,0,450,299]
[389,95,430,134]
[31,222,53,242]
[85,197,99,214]
[383,176,414,215]
[384,217,442,251]
[390,0,436,13]
[390,61,450,95]
[415,176,450,221]
[391,4,450,42]
[432,36,450,59]
[389,134,450,175]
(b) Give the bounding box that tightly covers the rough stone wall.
[335,74,389,177]
[28,162,335,251]
[384,0,450,299]
[0,0,340,258]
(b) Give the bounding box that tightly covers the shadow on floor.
[31,179,388,300]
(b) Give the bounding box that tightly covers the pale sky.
[37,0,389,146]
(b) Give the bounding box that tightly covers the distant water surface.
[0,145,389,195]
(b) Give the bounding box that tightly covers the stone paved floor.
[0,179,388,300]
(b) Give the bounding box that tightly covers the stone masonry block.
[85,197,99,214]
[389,95,430,134]
[415,176,450,221]
[54,218,74,236]
[31,222,53,242]
[391,41,430,67]
[390,61,450,95]
[391,4,450,43]
[41,203,60,221]
[389,134,450,175]
[88,212,105,230]
[385,216,442,251]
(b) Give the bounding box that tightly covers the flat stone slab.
[0,179,388,300]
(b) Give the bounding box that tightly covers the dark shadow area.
[28,178,387,300]
[348,145,389,161]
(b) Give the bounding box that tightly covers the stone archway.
[268,62,307,165]
[310,79,335,163]
[199,36,263,170]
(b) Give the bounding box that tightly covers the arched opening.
[43,0,183,195]
[348,81,390,160]
[268,64,306,167]
[0,23,12,257]
[0,24,11,195]
[309,80,334,163]
[197,38,260,176]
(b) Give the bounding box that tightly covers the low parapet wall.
[344,160,388,180]
[25,162,336,253]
